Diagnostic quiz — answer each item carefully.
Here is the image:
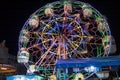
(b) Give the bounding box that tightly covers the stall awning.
[56,56,120,68]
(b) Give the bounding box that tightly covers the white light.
[27,65,36,74]
[90,66,95,71]
[12,75,37,80]
[17,51,29,63]
[84,66,98,72]
[96,71,109,79]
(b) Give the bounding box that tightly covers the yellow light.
[0,64,16,73]
[1,67,7,70]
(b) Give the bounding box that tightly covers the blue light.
[6,75,44,80]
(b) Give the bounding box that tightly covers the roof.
[56,56,120,68]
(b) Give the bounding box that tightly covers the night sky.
[0,0,120,56]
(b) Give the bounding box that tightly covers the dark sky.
[0,0,120,56]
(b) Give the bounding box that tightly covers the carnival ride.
[56,56,120,80]
[16,0,118,80]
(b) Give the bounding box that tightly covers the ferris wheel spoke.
[41,53,56,67]
[64,36,79,50]
[27,38,53,50]
[76,52,85,58]
[35,39,57,66]
[18,0,111,77]
[41,54,53,66]
[69,35,87,38]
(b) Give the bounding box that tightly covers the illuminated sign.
[7,75,44,80]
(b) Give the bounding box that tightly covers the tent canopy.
[56,56,120,68]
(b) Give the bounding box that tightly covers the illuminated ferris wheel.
[17,0,111,78]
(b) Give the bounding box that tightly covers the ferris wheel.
[17,0,111,79]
